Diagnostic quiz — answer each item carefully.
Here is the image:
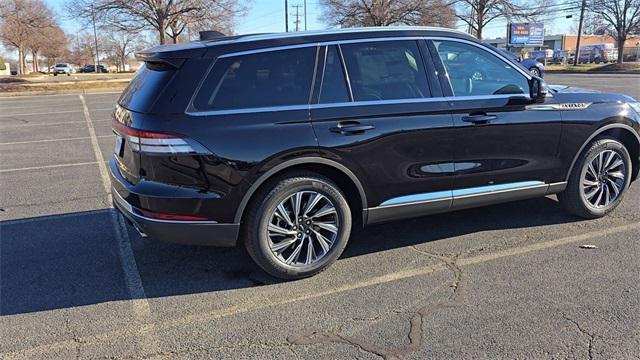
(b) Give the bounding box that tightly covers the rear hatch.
[112,42,209,185]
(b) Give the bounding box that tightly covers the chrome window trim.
[186,94,528,116]
[187,36,535,116]
[370,181,564,209]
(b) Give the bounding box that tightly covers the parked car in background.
[110,27,639,279]
[52,63,72,76]
[497,48,545,77]
[550,50,569,64]
[79,64,108,73]
[578,44,618,64]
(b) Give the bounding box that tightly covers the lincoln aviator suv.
[110,27,640,279]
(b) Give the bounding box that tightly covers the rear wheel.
[558,137,632,218]
[243,172,352,280]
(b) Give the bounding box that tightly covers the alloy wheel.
[267,191,339,267]
[582,149,626,208]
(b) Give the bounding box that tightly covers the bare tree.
[320,0,457,28]
[0,0,55,74]
[453,0,549,39]
[69,0,244,45]
[591,0,640,63]
[40,26,68,70]
[104,31,142,71]
[166,0,246,43]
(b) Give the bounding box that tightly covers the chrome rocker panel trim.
[366,181,567,224]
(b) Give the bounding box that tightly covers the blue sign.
[509,23,544,46]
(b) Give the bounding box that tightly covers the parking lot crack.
[287,248,464,359]
[562,313,596,360]
[63,318,85,360]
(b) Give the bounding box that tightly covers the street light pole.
[285,0,289,32]
[304,0,307,31]
[573,0,587,66]
[91,4,100,73]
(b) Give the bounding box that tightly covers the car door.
[428,39,564,209]
[310,41,455,224]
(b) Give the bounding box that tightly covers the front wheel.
[558,137,632,218]
[243,172,352,280]
[529,67,541,77]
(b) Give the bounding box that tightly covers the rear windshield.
[193,47,317,111]
[118,63,176,112]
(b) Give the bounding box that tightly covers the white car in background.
[52,63,72,76]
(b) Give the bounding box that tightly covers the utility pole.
[573,0,587,66]
[304,0,307,31]
[285,0,289,32]
[91,4,100,73]
[293,4,302,32]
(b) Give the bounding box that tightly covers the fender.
[233,157,368,224]
[565,123,640,182]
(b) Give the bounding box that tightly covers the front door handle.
[330,121,375,135]
[461,114,497,125]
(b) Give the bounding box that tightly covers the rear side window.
[194,47,317,111]
[340,41,430,101]
[319,46,350,104]
[119,63,176,113]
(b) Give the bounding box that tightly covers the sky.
[42,0,577,39]
[1,0,578,58]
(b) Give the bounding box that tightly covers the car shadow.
[0,195,580,316]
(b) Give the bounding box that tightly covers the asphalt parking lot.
[1,73,639,359]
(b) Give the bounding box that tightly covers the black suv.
[110,27,640,279]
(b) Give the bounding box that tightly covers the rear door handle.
[461,114,497,125]
[330,121,375,135]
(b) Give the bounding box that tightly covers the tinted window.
[341,41,430,101]
[434,41,529,96]
[194,47,317,111]
[118,63,176,113]
[319,46,350,104]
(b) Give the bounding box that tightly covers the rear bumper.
[109,159,240,247]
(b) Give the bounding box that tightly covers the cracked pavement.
[2,74,640,359]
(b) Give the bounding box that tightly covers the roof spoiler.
[199,31,226,41]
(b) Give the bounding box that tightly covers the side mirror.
[529,76,548,103]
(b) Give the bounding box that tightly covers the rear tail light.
[112,117,211,155]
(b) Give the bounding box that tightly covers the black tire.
[53,73,57,76]
[558,137,632,218]
[243,172,352,280]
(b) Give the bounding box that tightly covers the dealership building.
[485,34,640,52]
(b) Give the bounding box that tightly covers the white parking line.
[3,221,638,359]
[80,94,160,355]
[0,108,113,117]
[0,135,111,146]
[0,120,85,129]
[0,161,99,173]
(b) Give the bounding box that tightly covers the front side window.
[434,41,529,97]
[340,41,430,101]
[194,47,317,111]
